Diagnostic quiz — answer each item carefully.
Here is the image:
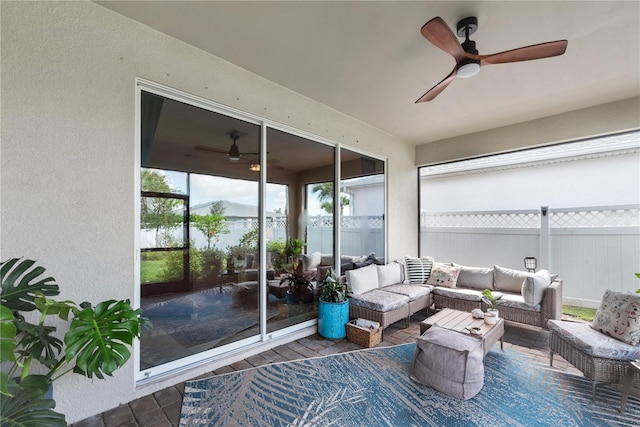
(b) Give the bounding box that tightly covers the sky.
[159,170,325,215]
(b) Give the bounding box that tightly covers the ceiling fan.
[415,16,568,103]
[195,130,259,161]
[194,131,283,172]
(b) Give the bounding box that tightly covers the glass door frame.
[134,78,388,383]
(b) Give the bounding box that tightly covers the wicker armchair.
[549,319,640,402]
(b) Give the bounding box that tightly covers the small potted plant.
[318,270,352,339]
[482,289,503,325]
[280,260,314,303]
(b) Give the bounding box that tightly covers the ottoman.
[411,324,484,400]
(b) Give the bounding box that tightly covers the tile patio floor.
[72,312,584,427]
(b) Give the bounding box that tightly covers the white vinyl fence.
[420,205,640,308]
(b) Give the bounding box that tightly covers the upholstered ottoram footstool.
[411,324,484,400]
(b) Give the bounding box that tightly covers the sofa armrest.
[540,279,563,328]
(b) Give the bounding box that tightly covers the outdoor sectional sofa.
[346,262,432,329]
[345,257,562,330]
[429,261,563,329]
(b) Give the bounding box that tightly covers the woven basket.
[346,319,382,348]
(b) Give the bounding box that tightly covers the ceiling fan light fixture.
[228,141,241,161]
[456,59,480,79]
[249,163,260,172]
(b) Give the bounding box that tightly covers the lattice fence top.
[421,206,640,229]
[550,207,640,228]
[225,216,384,230]
[421,211,540,228]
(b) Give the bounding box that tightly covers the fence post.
[540,206,550,271]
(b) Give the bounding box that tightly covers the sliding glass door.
[137,83,385,376]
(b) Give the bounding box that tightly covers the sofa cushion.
[377,262,404,287]
[549,319,640,360]
[497,292,540,312]
[381,284,431,301]
[404,256,434,284]
[433,287,483,302]
[301,251,322,271]
[521,270,551,307]
[349,288,409,312]
[412,324,484,400]
[591,290,640,346]
[493,265,528,293]
[426,263,461,288]
[320,254,333,266]
[455,265,494,291]
[346,264,379,295]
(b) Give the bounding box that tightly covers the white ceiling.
[96,1,640,146]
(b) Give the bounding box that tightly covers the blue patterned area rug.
[180,343,639,426]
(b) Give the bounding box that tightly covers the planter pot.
[286,289,314,304]
[318,299,349,339]
[484,309,499,325]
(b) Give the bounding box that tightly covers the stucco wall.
[0,2,416,422]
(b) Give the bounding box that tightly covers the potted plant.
[280,260,314,303]
[282,237,305,268]
[226,244,246,271]
[482,289,503,325]
[318,270,352,339]
[0,258,150,426]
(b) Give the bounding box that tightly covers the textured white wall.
[0,2,416,422]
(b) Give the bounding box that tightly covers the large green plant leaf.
[64,300,143,379]
[0,376,65,427]
[0,305,17,363]
[0,258,59,312]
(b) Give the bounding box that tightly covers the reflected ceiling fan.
[195,130,258,161]
[194,130,283,171]
[415,16,568,103]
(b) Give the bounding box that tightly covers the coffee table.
[420,308,504,357]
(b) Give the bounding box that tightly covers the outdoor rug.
[142,288,278,348]
[179,343,639,427]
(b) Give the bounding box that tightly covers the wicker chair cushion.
[548,320,640,360]
[432,287,483,302]
[412,324,484,400]
[591,290,640,346]
[349,289,409,312]
[376,262,404,287]
[380,284,431,301]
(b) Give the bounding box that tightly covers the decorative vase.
[484,309,499,325]
[318,299,349,339]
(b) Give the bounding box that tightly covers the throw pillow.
[454,264,494,291]
[403,256,434,284]
[300,252,321,271]
[493,265,529,293]
[521,270,551,307]
[425,263,461,288]
[591,290,640,346]
[346,264,379,295]
[377,262,403,287]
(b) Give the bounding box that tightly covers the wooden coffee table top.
[420,308,504,356]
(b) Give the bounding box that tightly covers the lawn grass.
[140,259,166,284]
[562,305,597,322]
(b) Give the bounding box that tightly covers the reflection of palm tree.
[312,182,350,214]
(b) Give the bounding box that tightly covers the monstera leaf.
[0,376,65,427]
[64,300,144,379]
[1,258,59,312]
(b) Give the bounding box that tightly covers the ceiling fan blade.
[477,40,568,65]
[194,145,227,154]
[420,17,466,62]
[415,68,457,103]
